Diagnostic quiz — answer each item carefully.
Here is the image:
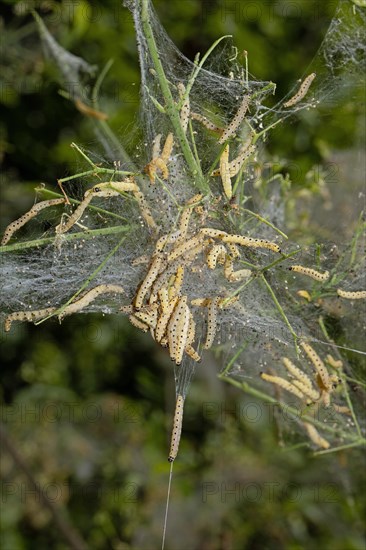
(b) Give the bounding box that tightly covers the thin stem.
[0,225,131,254]
[220,341,249,376]
[313,440,366,456]
[221,274,255,304]
[244,50,249,87]
[253,117,283,144]
[338,369,363,439]
[347,210,365,270]
[260,249,301,273]
[188,119,201,167]
[206,143,227,179]
[155,175,180,207]
[242,208,288,239]
[260,273,299,347]
[343,375,366,389]
[181,35,232,109]
[58,170,99,183]
[58,168,136,184]
[311,339,366,357]
[161,461,174,550]
[250,81,276,102]
[40,189,128,222]
[71,142,95,168]
[91,58,114,107]
[318,315,334,343]
[144,86,166,113]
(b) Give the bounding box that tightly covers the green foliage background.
[1,1,365,549]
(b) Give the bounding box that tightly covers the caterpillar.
[226,242,241,258]
[190,112,223,133]
[185,345,201,362]
[190,298,210,307]
[325,354,343,369]
[301,343,330,391]
[168,233,204,263]
[151,133,162,159]
[56,179,149,235]
[145,157,168,183]
[104,179,140,194]
[200,227,228,238]
[282,357,320,402]
[155,231,181,253]
[131,189,157,231]
[158,288,170,313]
[4,307,57,332]
[167,296,189,364]
[145,133,171,184]
[177,194,203,242]
[282,357,313,388]
[151,257,189,296]
[2,198,65,245]
[74,98,108,120]
[333,404,351,415]
[218,95,250,144]
[59,284,125,319]
[303,422,330,449]
[155,296,179,343]
[161,133,174,163]
[260,372,305,399]
[4,284,125,330]
[206,244,227,269]
[178,83,190,134]
[185,240,210,262]
[221,234,281,253]
[175,302,191,365]
[297,290,312,301]
[135,254,164,309]
[129,315,149,332]
[337,289,366,300]
[56,189,105,234]
[135,308,158,329]
[168,394,185,462]
[227,144,256,177]
[291,379,320,402]
[186,312,196,347]
[289,265,329,282]
[224,256,251,282]
[219,144,232,200]
[284,73,316,108]
[203,297,220,350]
[169,266,185,299]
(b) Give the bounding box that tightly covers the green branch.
[0,226,131,253]
[140,0,207,192]
[260,273,299,347]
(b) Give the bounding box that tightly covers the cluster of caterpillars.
[121,193,282,365]
[260,343,351,449]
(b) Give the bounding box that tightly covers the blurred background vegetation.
[1,1,365,549]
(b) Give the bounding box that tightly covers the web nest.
[1,0,365,455]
